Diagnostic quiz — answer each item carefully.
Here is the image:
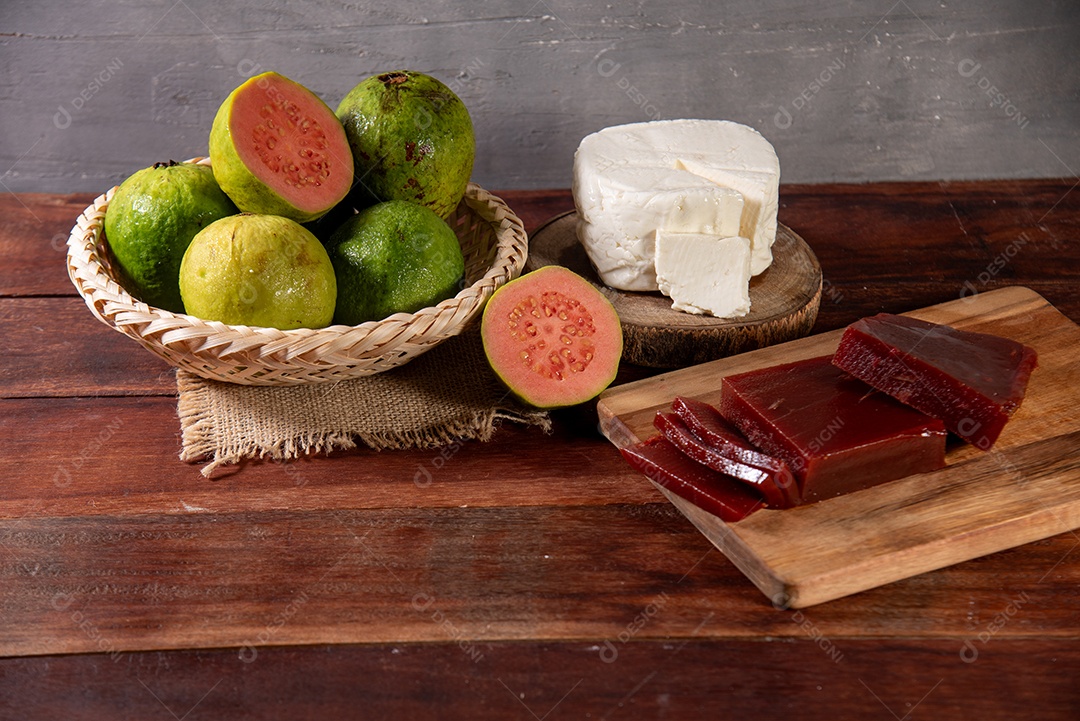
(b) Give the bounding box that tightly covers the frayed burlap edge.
[177,372,551,478]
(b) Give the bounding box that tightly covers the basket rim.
[66,163,528,347]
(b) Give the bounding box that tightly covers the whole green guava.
[336,70,475,219]
[179,213,337,330]
[325,200,465,325]
[104,161,237,313]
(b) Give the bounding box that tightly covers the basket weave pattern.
[66,179,529,385]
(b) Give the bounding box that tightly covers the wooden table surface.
[2,181,1079,718]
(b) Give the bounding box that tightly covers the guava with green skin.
[210,71,354,223]
[325,200,465,325]
[179,213,337,330]
[104,160,238,313]
[336,70,475,219]
[481,265,623,409]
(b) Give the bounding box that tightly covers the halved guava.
[210,71,353,223]
[481,266,623,408]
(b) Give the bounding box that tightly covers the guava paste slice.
[832,313,1038,450]
[620,436,765,522]
[671,396,798,505]
[720,356,947,504]
[653,411,797,508]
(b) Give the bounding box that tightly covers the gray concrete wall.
[1,0,1077,193]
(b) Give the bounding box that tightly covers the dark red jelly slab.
[673,397,798,488]
[720,356,948,503]
[832,313,1038,450]
[656,407,799,508]
[620,436,765,522]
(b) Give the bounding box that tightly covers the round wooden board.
[526,212,822,368]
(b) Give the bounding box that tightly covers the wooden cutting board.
[526,212,822,368]
[598,286,1080,608]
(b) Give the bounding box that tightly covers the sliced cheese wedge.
[573,165,744,291]
[655,232,752,318]
[674,160,778,275]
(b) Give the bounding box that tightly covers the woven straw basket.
[66,161,529,385]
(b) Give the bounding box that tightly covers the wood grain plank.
[3,280,1071,405]
[0,396,653,520]
[1,185,1079,692]
[2,639,1078,720]
[778,178,1080,323]
[490,188,576,236]
[669,431,1080,607]
[811,280,1080,337]
[5,181,1075,401]
[0,193,98,297]
[599,287,1080,607]
[0,297,176,398]
[1,505,1077,658]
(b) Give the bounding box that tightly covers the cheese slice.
[574,119,780,290]
[655,232,752,318]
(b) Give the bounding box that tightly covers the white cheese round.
[573,119,781,291]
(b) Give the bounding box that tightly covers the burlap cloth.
[177,326,551,476]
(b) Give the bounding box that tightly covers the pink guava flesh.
[482,266,622,408]
[229,75,353,215]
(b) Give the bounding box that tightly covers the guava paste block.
[832,313,1038,450]
[620,436,764,522]
[720,356,947,503]
[661,399,799,508]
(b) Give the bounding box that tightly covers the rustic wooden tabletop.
[2,180,1078,718]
